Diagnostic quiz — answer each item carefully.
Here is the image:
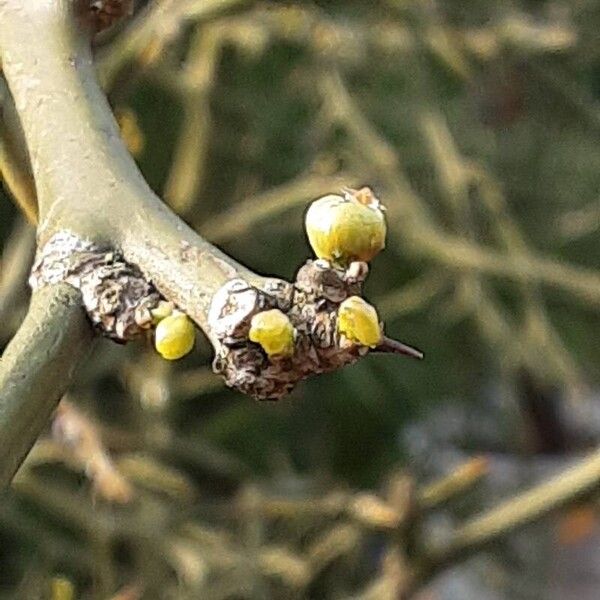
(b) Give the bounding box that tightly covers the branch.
[409,447,600,591]
[0,218,35,343]
[0,0,419,404]
[0,1,253,333]
[0,284,93,488]
[0,77,37,224]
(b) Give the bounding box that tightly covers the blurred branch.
[97,0,251,89]
[320,70,600,309]
[109,585,143,600]
[377,271,449,320]
[558,200,600,242]
[529,63,600,136]
[418,456,489,511]
[0,217,35,342]
[0,76,37,224]
[420,110,582,387]
[0,499,96,574]
[414,224,600,305]
[470,163,582,386]
[45,399,133,503]
[163,24,221,215]
[202,172,351,242]
[411,447,600,592]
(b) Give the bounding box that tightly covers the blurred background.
[1,0,600,598]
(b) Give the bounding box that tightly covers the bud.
[249,309,295,358]
[154,311,195,360]
[305,187,386,265]
[150,300,174,324]
[337,296,382,348]
[50,576,75,600]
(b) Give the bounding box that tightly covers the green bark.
[0,284,92,488]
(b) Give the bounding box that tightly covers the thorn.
[373,336,424,360]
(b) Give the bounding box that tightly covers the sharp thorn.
[373,336,424,360]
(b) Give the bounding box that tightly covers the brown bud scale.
[209,260,371,400]
[30,231,160,342]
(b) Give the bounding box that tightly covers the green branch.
[0,0,261,486]
[0,284,92,488]
[0,0,256,334]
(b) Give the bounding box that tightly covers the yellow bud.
[50,577,75,600]
[249,309,295,358]
[150,300,174,325]
[337,296,382,347]
[115,107,145,157]
[154,311,195,360]
[305,187,386,265]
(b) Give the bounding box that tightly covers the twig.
[377,271,449,320]
[410,447,600,590]
[418,456,489,511]
[0,217,35,342]
[163,24,221,215]
[51,399,134,503]
[97,0,250,89]
[0,77,37,224]
[374,337,424,360]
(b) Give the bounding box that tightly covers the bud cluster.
[207,187,421,400]
[30,187,420,399]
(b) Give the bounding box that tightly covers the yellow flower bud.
[249,309,295,358]
[305,187,386,265]
[50,577,75,600]
[150,300,174,325]
[154,311,195,360]
[337,296,382,347]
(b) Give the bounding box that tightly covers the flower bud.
[154,310,195,360]
[337,296,382,348]
[150,300,174,325]
[249,309,295,358]
[305,187,386,265]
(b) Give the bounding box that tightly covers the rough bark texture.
[210,260,369,399]
[30,231,160,341]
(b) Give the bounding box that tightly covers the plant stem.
[0,284,92,489]
[0,0,259,336]
[410,448,600,591]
